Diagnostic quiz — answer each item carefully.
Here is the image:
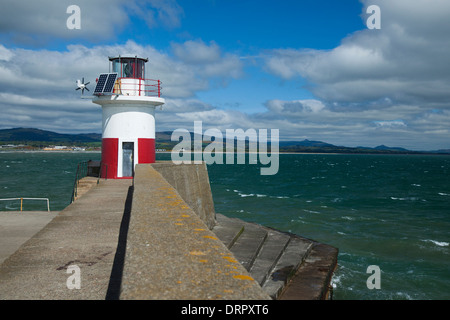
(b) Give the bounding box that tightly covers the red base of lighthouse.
[101,138,155,179]
[138,138,156,163]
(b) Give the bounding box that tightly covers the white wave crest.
[421,239,449,247]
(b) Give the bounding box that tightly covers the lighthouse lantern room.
[92,55,165,179]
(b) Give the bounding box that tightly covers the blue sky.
[0,0,449,150]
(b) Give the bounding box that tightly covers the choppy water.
[1,152,449,299]
[204,153,450,300]
[0,152,100,211]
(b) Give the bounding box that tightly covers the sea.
[0,151,449,300]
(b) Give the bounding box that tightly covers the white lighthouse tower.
[91,55,165,179]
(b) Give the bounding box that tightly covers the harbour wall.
[151,161,216,230]
[121,163,270,299]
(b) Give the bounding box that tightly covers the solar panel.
[93,73,117,95]
[94,74,108,94]
[103,73,118,93]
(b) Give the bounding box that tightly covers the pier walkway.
[0,179,133,299]
[0,211,59,265]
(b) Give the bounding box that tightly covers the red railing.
[114,78,162,97]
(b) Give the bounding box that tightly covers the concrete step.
[249,229,290,286]
[73,177,99,201]
[278,243,338,300]
[229,222,268,271]
[213,214,244,249]
[212,214,315,299]
[261,237,313,299]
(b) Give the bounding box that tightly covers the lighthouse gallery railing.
[113,78,162,97]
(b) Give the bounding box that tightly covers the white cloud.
[172,40,221,64]
[0,45,14,61]
[171,39,243,81]
[374,120,407,129]
[125,0,184,29]
[162,98,214,113]
[0,0,125,44]
[0,40,244,134]
[157,93,449,150]
[254,0,450,150]
[0,0,184,46]
[263,0,450,107]
[265,99,326,115]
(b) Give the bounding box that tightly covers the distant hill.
[0,128,197,145]
[356,144,410,152]
[434,149,450,154]
[156,132,443,154]
[279,139,336,148]
[155,131,175,142]
[0,128,101,144]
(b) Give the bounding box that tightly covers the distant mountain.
[374,145,409,152]
[278,141,428,154]
[0,128,101,144]
[156,131,175,141]
[432,149,450,154]
[1,128,448,154]
[279,139,336,148]
[0,128,195,145]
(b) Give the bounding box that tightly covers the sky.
[0,0,449,150]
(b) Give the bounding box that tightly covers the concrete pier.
[0,162,337,300]
[0,179,133,299]
[0,211,58,265]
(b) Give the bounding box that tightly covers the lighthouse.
[92,55,165,179]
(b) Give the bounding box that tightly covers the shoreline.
[0,150,101,154]
[1,150,449,156]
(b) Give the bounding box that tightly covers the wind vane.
[75,77,90,94]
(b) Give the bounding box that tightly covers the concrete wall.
[151,161,216,229]
[121,164,270,299]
